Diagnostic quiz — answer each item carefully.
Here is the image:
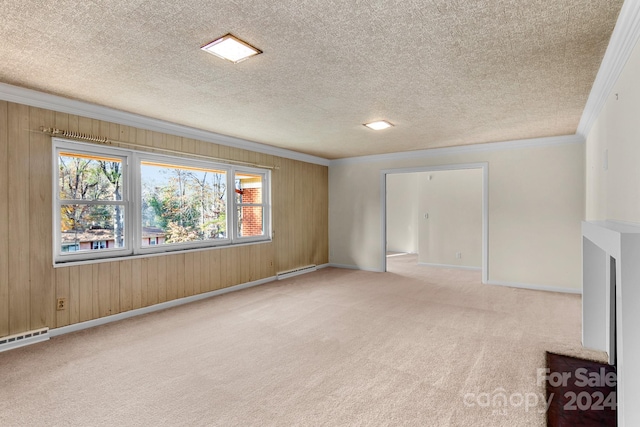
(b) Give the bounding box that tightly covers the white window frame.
[233,167,271,243]
[133,152,232,255]
[53,138,272,265]
[53,140,133,263]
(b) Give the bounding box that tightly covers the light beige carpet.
[0,255,605,426]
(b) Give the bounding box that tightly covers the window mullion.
[131,154,140,255]
[229,167,237,242]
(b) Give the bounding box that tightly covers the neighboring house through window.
[91,241,107,250]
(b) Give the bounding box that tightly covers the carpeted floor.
[0,254,606,426]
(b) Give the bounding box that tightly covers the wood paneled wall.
[0,101,328,337]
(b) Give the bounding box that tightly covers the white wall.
[329,141,585,290]
[574,18,640,426]
[386,173,419,253]
[418,169,482,268]
[586,36,640,223]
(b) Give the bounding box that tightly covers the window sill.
[53,238,272,268]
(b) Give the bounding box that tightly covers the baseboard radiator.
[0,327,50,353]
[276,264,317,280]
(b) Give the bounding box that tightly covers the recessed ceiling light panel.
[201,34,262,63]
[364,120,394,130]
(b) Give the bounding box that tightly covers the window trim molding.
[52,138,272,266]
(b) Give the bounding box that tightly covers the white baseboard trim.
[486,280,582,295]
[418,262,482,271]
[316,263,331,269]
[327,263,383,273]
[49,276,276,338]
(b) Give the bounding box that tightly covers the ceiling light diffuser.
[364,120,394,130]
[201,34,262,63]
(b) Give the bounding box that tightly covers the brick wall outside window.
[239,181,263,237]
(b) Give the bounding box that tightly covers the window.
[53,139,271,264]
[91,241,107,250]
[139,158,228,251]
[55,144,131,262]
[235,171,267,238]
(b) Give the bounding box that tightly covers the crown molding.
[0,83,331,167]
[330,134,584,166]
[577,0,640,139]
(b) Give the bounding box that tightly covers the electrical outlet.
[56,298,66,311]
[269,260,273,267]
[456,252,462,259]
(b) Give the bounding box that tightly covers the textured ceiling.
[0,0,623,159]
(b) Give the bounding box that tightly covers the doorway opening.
[381,163,488,283]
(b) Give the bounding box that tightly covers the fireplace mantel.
[582,220,640,427]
